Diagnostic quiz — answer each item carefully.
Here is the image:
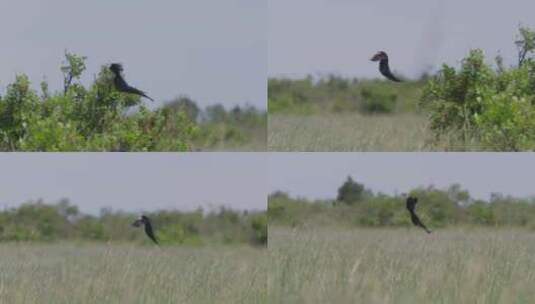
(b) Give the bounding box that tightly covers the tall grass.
[269,226,535,304]
[0,243,267,304]
[268,113,432,151]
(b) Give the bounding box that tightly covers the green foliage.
[269,180,535,229]
[250,213,267,246]
[336,176,367,205]
[0,200,265,246]
[193,104,266,151]
[516,26,535,67]
[268,76,423,115]
[359,86,397,113]
[421,27,535,151]
[61,51,87,94]
[0,52,265,151]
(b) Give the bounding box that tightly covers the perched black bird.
[109,63,154,101]
[370,51,402,82]
[406,196,431,233]
[132,215,159,244]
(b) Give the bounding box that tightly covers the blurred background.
[0,153,267,246]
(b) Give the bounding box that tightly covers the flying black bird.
[406,196,431,233]
[132,215,159,244]
[109,63,154,101]
[370,51,402,82]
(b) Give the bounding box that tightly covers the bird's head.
[132,215,149,227]
[371,51,388,62]
[109,63,124,74]
[406,196,418,205]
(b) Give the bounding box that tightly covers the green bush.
[268,76,423,115]
[0,52,265,151]
[250,213,267,246]
[421,27,535,151]
[359,86,397,114]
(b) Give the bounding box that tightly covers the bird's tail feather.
[143,93,154,102]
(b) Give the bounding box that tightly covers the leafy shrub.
[359,86,397,114]
[421,27,535,151]
[250,213,267,246]
[0,52,265,151]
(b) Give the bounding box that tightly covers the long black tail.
[418,221,432,234]
[382,70,401,82]
[380,62,401,82]
[125,85,154,101]
[411,213,431,233]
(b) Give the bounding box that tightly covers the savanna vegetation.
[269,176,535,229]
[0,52,266,151]
[0,198,267,246]
[0,242,267,303]
[269,177,535,303]
[268,26,535,151]
[269,227,535,304]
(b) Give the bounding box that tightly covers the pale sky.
[0,0,266,109]
[269,153,535,201]
[0,153,267,214]
[269,0,535,79]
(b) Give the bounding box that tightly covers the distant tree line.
[0,199,266,246]
[268,76,423,115]
[0,52,265,151]
[168,96,266,150]
[269,176,535,229]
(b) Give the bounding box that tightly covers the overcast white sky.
[0,153,267,214]
[0,0,266,109]
[269,0,535,79]
[269,153,535,201]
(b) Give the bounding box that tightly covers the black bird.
[132,215,159,244]
[109,63,154,101]
[370,51,402,82]
[406,196,431,233]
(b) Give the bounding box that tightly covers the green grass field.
[268,113,433,151]
[0,243,267,304]
[269,226,535,304]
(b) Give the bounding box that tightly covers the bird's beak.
[132,219,143,227]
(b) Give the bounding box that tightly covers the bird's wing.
[125,85,154,101]
[113,74,154,101]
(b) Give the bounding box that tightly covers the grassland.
[269,226,535,304]
[0,243,267,304]
[268,113,432,151]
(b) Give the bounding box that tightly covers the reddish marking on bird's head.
[371,51,388,62]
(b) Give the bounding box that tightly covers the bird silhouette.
[109,63,154,101]
[370,51,402,82]
[132,215,159,244]
[406,196,431,233]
